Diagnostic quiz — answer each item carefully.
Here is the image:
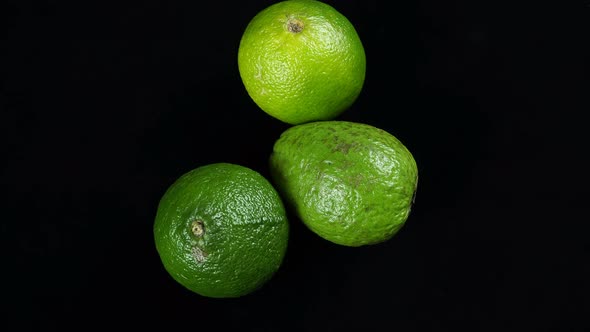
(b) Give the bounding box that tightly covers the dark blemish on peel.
[287,18,304,33]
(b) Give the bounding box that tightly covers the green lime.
[153,163,289,298]
[238,0,366,125]
[269,121,418,247]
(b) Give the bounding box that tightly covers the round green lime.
[238,0,366,124]
[153,163,289,298]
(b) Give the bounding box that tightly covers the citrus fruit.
[237,0,366,125]
[153,163,289,298]
[269,121,418,247]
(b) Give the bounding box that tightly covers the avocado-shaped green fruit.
[269,121,418,247]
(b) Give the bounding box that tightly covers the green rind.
[269,121,418,247]
[238,0,366,125]
[153,163,289,298]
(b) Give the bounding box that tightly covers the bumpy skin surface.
[270,121,418,247]
[238,0,366,125]
[153,163,289,298]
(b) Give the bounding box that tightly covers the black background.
[2,0,588,331]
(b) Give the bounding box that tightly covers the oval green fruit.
[153,163,289,298]
[269,121,418,247]
[238,0,366,125]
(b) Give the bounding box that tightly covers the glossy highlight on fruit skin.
[238,0,366,125]
[269,121,418,247]
[153,163,289,298]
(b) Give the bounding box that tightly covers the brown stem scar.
[191,220,204,237]
[287,18,304,33]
